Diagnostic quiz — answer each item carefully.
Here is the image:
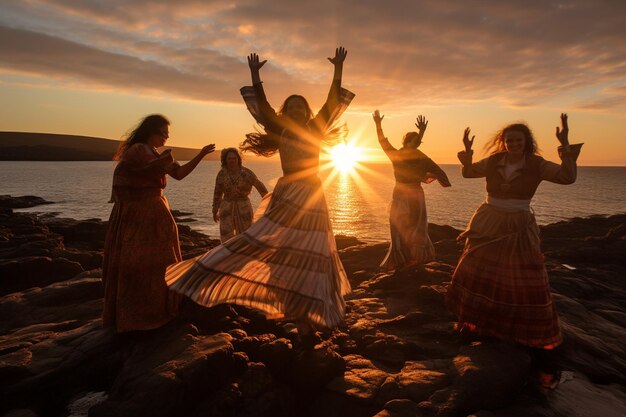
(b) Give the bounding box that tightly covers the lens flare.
[329,143,363,173]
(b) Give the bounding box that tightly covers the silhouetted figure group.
[102,48,583,373]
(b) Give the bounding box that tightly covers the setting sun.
[328,143,364,173]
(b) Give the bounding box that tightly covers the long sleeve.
[539,143,583,184]
[379,136,397,159]
[459,151,488,178]
[246,168,268,197]
[253,83,282,134]
[425,158,452,187]
[254,177,268,197]
[212,174,224,215]
[240,83,282,135]
[312,79,355,133]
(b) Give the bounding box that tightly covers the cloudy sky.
[1,0,625,164]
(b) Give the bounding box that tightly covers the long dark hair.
[114,114,169,160]
[240,95,347,157]
[220,147,243,167]
[485,123,539,155]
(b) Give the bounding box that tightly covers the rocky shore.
[1,195,624,417]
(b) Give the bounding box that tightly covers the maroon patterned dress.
[102,143,182,332]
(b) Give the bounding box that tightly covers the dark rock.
[291,347,346,391]
[0,197,624,417]
[0,256,83,296]
[0,277,102,334]
[41,217,107,250]
[89,328,238,417]
[335,234,364,250]
[0,195,53,209]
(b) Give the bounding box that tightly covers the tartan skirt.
[165,175,351,328]
[380,182,435,271]
[446,203,562,348]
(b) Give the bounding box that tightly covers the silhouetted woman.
[165,48,354,344]
[446,113,583,349]
[373,111,451,271]
[103,114,215,332]
[213,147,268,242]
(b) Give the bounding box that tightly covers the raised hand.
[328,46,348,66]
[415,115,428,136]
[556,113,569,146]
[247,53,267,72]
[462,127,475,153]
[373,109,384,125]
[201,144,216,156]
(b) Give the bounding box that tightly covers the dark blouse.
[459,144,583,200]
[379,138,451,187]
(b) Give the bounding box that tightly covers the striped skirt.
[165,175,351,328]
[380,182,435,271]
[446,203,562,348]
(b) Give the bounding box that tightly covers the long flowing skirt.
[446,203,562,348]
[380,183,435,271]
[218,198,254,242]
[165,175,351,328]
[102,190,182,332]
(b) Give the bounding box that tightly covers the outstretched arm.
[246,53,281,132]
[168,144,216,181]
[314,47,349,128]
[541,113,583,184]
[373,110,396,156]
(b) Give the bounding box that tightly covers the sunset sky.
[1,1,625,165]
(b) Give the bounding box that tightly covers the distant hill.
[0,132,220,161]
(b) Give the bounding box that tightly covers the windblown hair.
[240,94,348,157]
[485,123,540,155]
[114,114,169,160]
[220,147,243,168]
[240,129,280,157]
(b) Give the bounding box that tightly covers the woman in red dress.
[102,114,215,332]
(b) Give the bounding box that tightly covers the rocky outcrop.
[0,195,624,417]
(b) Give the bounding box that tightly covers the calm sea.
[1,161,624,242]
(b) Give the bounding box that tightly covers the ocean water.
[1,161,624,242]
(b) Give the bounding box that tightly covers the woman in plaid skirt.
[446,113,583,349]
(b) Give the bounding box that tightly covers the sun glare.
[329,143,364,173]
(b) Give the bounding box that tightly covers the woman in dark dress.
[373,110,451,271]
